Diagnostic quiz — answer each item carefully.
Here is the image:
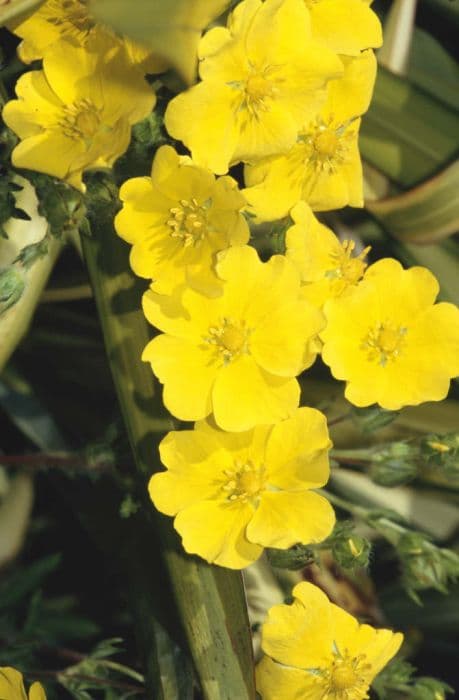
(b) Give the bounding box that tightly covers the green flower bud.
[409,677,453,700]
[420,432,459,480]
[397,532,459,601]
[370,441,418,487]
[332,535,371,569]
[0,267,25,313]
[351,405,399,433]
[267,544,315,570]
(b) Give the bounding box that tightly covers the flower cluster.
[6,0,459,695]
[4,0,158,189]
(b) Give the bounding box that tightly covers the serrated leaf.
[367,160,459,243]
[0,0,44,25]
[360,67,459,186]
[90,0,230,84]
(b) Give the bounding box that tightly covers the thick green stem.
[81,183,256,700]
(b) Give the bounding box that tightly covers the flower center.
[222,460,265,503]
[362,321,408,367]
[167,198,208,247]
[332,665,359,691]
[46,0,95,36]
[325,240,370,287]
[206,318,249,364]
[315,130,339,157]
[317,650,372,700]
[302,119,354,174]
[235,65,281,116]
[59,99,101,142]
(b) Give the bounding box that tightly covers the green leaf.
[90,0,230,84]
[82,173,256,700]
[407,28,459,111]
[360,67,459,186]
[366,160,459,243]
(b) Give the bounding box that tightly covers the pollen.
[222,460,266,503]
[167,198,209,247]
[362,321,408,367]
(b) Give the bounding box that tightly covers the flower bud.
[332,535,371,569]
[351,405,399,433]
[370,441,418,486]
[267,544,315,570]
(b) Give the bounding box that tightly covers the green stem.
[81,179,256,700]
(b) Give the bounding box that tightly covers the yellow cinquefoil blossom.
[2,36,155,190]
[149,409,335,569]
[142,245,324,431]
[256,581,403,699]
[286,202,370,308]
[115,145,249,295]
[165,0,342,174]
[321,258,459,410]
[304,0,382,56]
[10,0,166,72]
[244,49,376,219]
[0,667,46,700]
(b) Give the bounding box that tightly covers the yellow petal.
[256,656,314,700]
[143,335,218,421]
[212,354,299,431]
[251,298,324,376]
[165,81,239,174]
[0,666,28,699]
[330,603,403,677]
[265,407,331,489]
[310,0,382,55]
[29,682,47,700]
[246,490,335,548]
[174,500,262,568]
[11,132,83,185]
[261,582,333,667]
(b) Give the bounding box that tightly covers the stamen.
[167,198,209,247]
[205,317,250,364]
[222,460,265,503]
[362,321,408,367]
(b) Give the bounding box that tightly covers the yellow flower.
[149,408,335,569]
[142,245,324,431]
[115,145,249,295]
[244,49,376,219]
[2,35,155,190]
[305,0,382,56]
[0,667,47,700]
[165,0,342,174]
[286,202,370,308]
[10,0,166,73]
[256,581,403,699]
[321,258,459,410]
